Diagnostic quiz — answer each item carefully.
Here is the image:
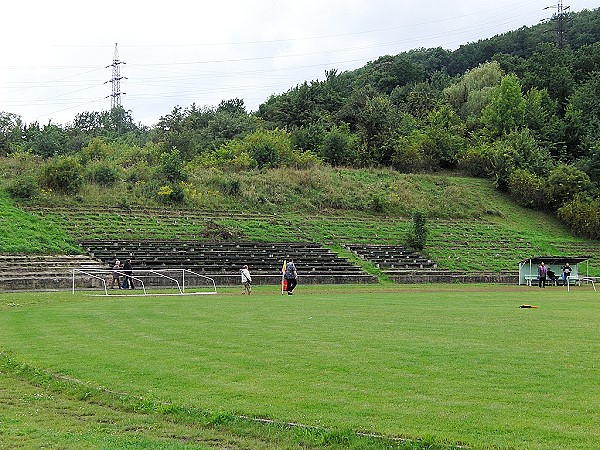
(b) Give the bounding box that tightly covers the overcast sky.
[0,0,596,127]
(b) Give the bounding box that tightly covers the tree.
[206,105,258,148]
[422,105,466,169]
[481,74,526,138]
[522,43,574,111]
[156,148,187,183]
[28,123,71,157]
[257,79,341,129]
[0,112,23,155]
[582,142,600,186]
[153,104,216,160]
[488,128,553,190]
[523,87,564,157]
[217,98,246,115]
[356,95,401,166]
[319,123,359,167]
[572,42,600,83]
[443,61,503,119]
[564,72,600,157]
[392,81,441,119]
[362,54,426,95]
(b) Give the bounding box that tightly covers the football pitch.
[1,284,598,449]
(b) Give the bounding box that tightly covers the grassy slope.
[6,170,600,275]
[0,193,80,254]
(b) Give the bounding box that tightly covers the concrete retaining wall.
[387,272,518,284]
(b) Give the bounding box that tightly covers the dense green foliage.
[1,8,600,239]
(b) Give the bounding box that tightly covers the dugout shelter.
[518,256,591,286]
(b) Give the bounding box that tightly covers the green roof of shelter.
[519,256,591,265]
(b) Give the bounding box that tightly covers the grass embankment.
[0,193,80,254]
[1,285,598,449]
[3,169,600,273]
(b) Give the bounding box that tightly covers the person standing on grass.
[111,259,122,289]
[240,265,252,295]
[284,258,298,295]
[538,261,548,288]
[562,262,572,281]
[122,259,134,289]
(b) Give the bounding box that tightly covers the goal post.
[72,268,217,296]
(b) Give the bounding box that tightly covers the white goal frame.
[72,268,217,296]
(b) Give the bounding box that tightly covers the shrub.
[39,156,83,194]
[86,161,120,187]
[79,137,111,165]
[6,175,39,200]
[217,176,241,196]
[405,210,428,250]
[124,160,152,183]
[557,196,600,239]
[199,142,257,171]
[392,134,426,173]
[241,128,321,169]
[457,145,493,178]
[318,124,359,167]
[156,183,185,204]
[507,169,546,209]
[369,193,388,213]
[156,148,187,182]
[546,164,595,211]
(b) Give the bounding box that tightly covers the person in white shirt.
[240,265,252,295]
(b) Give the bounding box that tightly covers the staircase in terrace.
[80,240,377,286]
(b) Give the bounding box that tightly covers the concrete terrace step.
[387,270,518,284]
[0,254,107,291]
[76,240,377,288]
[345,244,437,270]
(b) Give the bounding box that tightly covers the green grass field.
[1,284,598,449]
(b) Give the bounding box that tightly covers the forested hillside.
[1,7,600,239]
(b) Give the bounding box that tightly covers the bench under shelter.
[518,256,592,286]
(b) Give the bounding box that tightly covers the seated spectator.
[547,269,559,285]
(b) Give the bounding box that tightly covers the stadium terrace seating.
[345,244,517,283]
[345,244,436,270]
[0,255,105,291]
[79,240,377,286]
